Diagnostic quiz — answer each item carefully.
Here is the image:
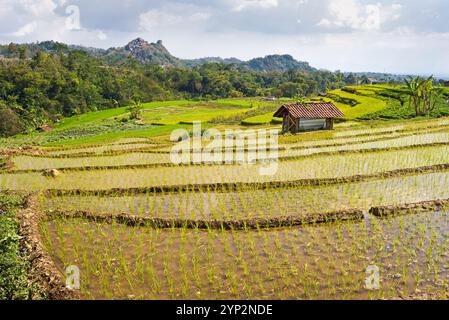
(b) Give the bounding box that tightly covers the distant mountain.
[182,54,315,72]
[0,38,316,72]
[102,38,315,72]
[349,72,414,83]
[183,56,243,68]
[246,54,314,72]
[101,38,182,66]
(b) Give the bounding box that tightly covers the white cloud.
[0,0,110,46]
[17,0,57,17]
[0,0,448,75]
[232,0,279,12]
[317,18,331,27]
[97,30,107,40]
[318,0,402,31]
[139,9,210,31]
[12,22,37,37]
[139,10,182,30]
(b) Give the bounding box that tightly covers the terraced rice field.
[40,211,449,299]
[12,153,171,171]
[3,109,449,300]
[327,89,388,119]
[4,144,449,191]
[43,143,158,156]
[143,104,249,125]
[12,129,449,171]
[42,171,449,220]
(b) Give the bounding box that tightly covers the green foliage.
[0,194,39,300]
[127,101,143,120]
[404,76,442,116]
[0,103,23,137]
[0,156,8,171]
[364,94,449,120]
[246,54,314,72]
[0,51,175,136]
[352,83,449,120]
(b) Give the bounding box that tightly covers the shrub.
[0,107,23,137]
[127,101,143,120]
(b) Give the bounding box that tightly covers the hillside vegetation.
[1,84,448,147]
[1,39,424,137]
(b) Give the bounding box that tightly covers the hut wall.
[298,118,326,131]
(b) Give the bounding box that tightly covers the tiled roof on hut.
[274,102,344,119]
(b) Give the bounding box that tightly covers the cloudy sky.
[1,0,448,76]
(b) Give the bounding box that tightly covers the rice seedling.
[11,153,172,171]
[39,208,449,299]
[40,171,449,222]
[5,143,449,191]
[45,143,157,156]
[6,115,449,300]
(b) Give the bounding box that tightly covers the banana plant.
[405,75,443,116]
[404,76,425,116]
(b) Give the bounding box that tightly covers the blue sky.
[1,0,448,76]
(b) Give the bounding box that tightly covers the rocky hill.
[102,38,182,66]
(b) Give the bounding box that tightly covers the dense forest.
[0,40,408,137]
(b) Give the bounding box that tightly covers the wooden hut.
[274,102,344,133]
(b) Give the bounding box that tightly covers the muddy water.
[42,171,449,220]
[45,143,156,156]
[41,211,449,299]
[4,144,449,191]
[13,153,171,170]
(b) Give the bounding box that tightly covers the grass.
[55,100,193,131]
[43,124,191,147]
[364,95,449,120]
[241,113,283,125]
[212,98,278,108]
[143,105,249,125]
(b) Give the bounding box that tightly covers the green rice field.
[2,85,449,300]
